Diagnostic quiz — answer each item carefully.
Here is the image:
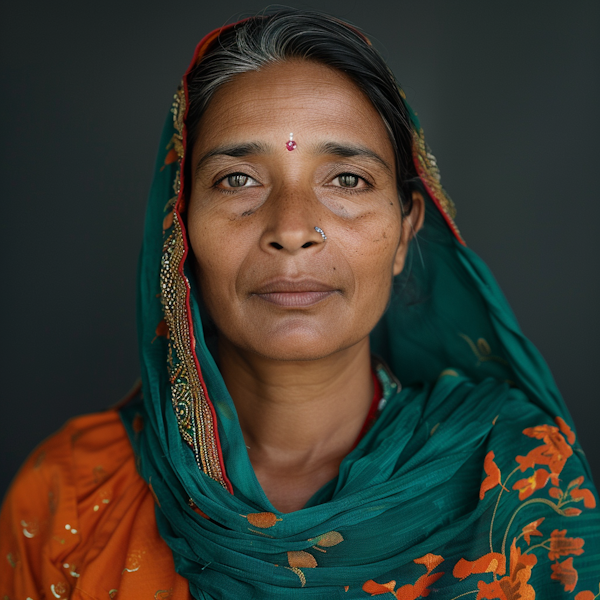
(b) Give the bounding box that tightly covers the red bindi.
[286,133,297,151]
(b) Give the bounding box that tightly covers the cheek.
[337,209,401,307]
[187,214,246,309]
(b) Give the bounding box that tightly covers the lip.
[251,278,338,307]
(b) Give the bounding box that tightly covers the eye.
[331,173,367,189]
[218,173,259,189]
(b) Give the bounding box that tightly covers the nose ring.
[314,226,327,241]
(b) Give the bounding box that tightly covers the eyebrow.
[194,140,393,177]
[194,141,273,176]
[313,141,393,174]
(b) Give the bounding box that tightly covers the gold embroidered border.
[412,128,457,220]
[158,83,227,488]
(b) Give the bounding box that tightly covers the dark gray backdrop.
[2,0,599,497]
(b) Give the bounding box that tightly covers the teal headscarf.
[121,17,600,599]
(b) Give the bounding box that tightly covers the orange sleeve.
[0,410,191,600]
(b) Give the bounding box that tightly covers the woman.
[1,9,598,599]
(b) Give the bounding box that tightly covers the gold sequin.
[50,582,68,599]
[122,549,145,574]
[21,520,38,538]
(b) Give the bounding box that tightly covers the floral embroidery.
[453,553,505,580]
[520,518,544,545]
[516,424,572,481]
[360,416,596,598]
[551,557,578,592]
[480,452,503,500]
[512,469,550,500]
[363,554,444,598]
[547,529,584,560]
[475,540,536,600]
[445,416,595,598]
[575,585,600,600]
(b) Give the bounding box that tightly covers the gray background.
[1,0,599,497]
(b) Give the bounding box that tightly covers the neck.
[218,336,374,510]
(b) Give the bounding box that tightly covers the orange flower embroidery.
[363,554,444,599]
[414,554,444,573]
[555,417,576,444]
[453,553,506,580]
[575,592,596,600]
[570,485,597,509]
[480,451,502,500]
[362,580,396,595]
[516,425,572,476]
[476,540,536,600]
[522,518,544,545]
[548,529,584,560]
[551,557,578,592]
[395,572,444,600]
[512,468,550,500]
[548,487,562,499]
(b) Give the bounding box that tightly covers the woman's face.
[188,60,423,361]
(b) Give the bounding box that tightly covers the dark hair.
[185,8,417,213]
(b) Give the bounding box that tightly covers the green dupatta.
[120,21,600,600]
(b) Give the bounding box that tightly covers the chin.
[243,325,356,362]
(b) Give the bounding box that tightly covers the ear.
[392,190,426,276]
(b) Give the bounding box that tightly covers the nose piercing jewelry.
[286,132,297,151]
[314,226,327,241]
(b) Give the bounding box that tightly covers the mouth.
[251,278,339,308]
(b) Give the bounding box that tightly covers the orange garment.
[0,410,191,599]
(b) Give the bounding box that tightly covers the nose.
[260,186,326,254]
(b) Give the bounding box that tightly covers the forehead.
[192,60,392,153]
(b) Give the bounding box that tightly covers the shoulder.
[2,409,134,509]
[0,410,142,596]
